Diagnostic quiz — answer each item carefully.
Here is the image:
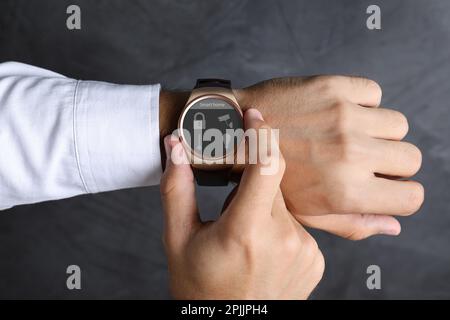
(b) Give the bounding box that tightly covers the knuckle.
[407,143,422,173]
[160,170,179,197]
[331,101,352,134]
[311,75,340,96]
[366,78,382,101]
[393,110,409,137]
[341,215,382,241]
[404,182,425,214]
[353,77,382,104]
[344,228,372,241]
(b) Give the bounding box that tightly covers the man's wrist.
[159,90,189,166]
[159,90,189,137]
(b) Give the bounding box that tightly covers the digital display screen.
[182,97,243,159]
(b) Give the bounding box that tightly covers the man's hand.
[160,109,324,299]
[235,76,424,240]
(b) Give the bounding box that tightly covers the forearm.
[0,61,162,210]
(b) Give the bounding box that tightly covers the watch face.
[181,96,243,160]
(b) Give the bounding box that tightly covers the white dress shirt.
[0,62,162,210]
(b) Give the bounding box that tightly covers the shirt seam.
[151,84,163,177]
[72,80,90,193]
[82,81,99,193]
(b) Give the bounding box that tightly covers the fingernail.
[245,108,264,121]
[379,227,400,236]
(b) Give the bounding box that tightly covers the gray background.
[0,0,449,299]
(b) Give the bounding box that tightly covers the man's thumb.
[231,109,285,216]
[160,135,200,251]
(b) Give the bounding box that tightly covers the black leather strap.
[192,167,230,186]
[192,79,233,186]
[195,78,231,89]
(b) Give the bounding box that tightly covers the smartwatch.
[178,79,244,186]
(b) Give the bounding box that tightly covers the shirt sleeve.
[0,61,162,210]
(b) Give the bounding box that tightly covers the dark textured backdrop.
[0,0,449,299]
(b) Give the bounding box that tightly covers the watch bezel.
[178,93,244,166]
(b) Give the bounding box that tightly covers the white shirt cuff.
[74,80,162,193]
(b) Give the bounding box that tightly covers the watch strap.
[195,78,231,89]
[191,78,234,186]
[192,167,231,186]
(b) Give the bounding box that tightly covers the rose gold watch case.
[178,87,244,171]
